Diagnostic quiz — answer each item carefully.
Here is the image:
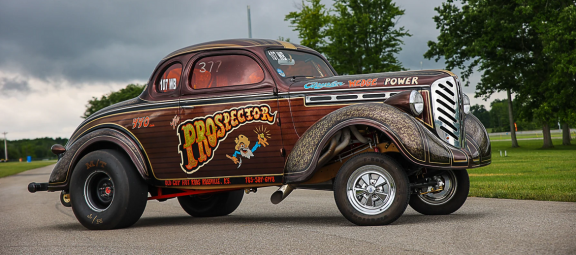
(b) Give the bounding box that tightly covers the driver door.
[174,51,284,186]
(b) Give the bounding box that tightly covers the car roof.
[162,39,311,61]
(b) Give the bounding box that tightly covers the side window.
[191,55,264,89]
[157,63,182,93]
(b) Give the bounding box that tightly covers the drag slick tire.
[409,170,469,215]
[70,149,148,230]
[333,153,410,226]
[178,190,244,217]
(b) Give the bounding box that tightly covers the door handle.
[182,105,195,109]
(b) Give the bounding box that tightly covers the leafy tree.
[470,104,490,128]
[424,0,532,147]
[285,0,327,50]
[285,0,411,74]
[83,84,145,118]
[535,1,576,145]
[324,0,411,74]
[277,36,291,43]
[489,100,510,133]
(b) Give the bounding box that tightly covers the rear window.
[191,55,265,89]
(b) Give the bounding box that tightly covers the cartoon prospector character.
[226,127,270,168]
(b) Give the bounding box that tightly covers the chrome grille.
[431,77,463,147]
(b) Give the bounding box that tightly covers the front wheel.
[333,153,410,226]
[409,170,469,215]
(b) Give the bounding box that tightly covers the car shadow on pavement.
[130,211,488,229]
[131,215,348,229]
[48,210,489,230]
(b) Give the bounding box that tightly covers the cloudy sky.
[0,0,502,140]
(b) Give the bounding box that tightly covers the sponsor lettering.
[245,176,277,184]
[177,104,277,174]
[384,76,418,86]
[304,81,344,89]
[348,78,378,87]
[85,160,107,170]
[169,115,180,130]
[163,176,277,186]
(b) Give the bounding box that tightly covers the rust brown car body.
[29,39,491,228]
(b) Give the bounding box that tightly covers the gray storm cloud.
[0,0,449,85]
[0,76,30,93]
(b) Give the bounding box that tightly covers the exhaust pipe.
[270,184,296,204]
[28,182,49,193]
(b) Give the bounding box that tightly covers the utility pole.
[247,5,252,38]
[2,132,7,161]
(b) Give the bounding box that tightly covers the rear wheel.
[333,153,409,226]
[70,149,148,230]
[409,170,469,215]
[178,190,244,217]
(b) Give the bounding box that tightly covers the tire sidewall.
[70,150,134,230]
[334,153,409,226]
[409,170,469,215]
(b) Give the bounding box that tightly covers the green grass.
[0,160,57,178]
[468,139,576,202]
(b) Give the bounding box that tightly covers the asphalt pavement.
[1,165,575,254]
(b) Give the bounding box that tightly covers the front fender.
[284,103,487,183]
[47,128,150,191]
[464,114,491,165]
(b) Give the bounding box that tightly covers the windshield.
[265,50,334,79]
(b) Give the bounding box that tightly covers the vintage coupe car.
[28,39,490,230]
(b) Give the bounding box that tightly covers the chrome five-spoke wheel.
[334,153,409,226]
[347,166,396,215]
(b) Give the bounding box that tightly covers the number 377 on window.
[198,61,222,73]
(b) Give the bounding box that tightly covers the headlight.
[462,93,470,114]
[409,90,424,116]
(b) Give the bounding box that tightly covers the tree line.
[0,137,68,161]
[287,0,575,148]
[471,101,541,133]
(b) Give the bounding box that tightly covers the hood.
[288,70,454,93]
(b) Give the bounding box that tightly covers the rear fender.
[48,128,150,191]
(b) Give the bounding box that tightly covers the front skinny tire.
[409,170,469,215]
[333,153,409,226]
